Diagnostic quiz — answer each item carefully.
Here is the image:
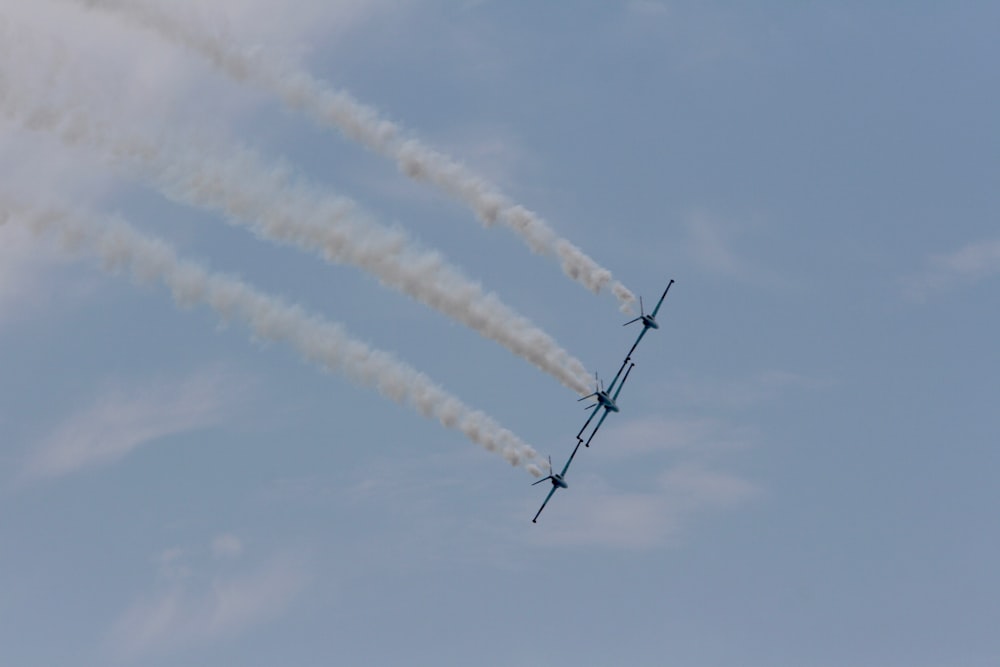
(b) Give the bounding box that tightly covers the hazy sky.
[2,2,998,666]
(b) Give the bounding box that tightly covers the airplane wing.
[532,485,560,523]
[576,402,603,439]
[626,326,649,359]
[605,356,632,394]
[612,363,635,400]
[560,440,583,477]
[650,279,675,318]
[583,407,612,448]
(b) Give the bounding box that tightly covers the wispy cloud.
[0,197,111,330]
[0,225,57,326]
[0,127,112,327]
[530,465,759,549]
[905,238,1000,300]
[527,410,760,549]
[597,415,753,458]
[594,369,815,459]
[662,369,825,411]
[684,211,786,288]
[109,540,307,659]
[155,547,193,580]
[523,366,813,547]
[19,369,246,482]
[211,534,244,560]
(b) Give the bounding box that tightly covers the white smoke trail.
[67,0,637,313]
[0,33,594,396]
[0,199,543,476]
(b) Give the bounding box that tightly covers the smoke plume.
[0,200,543,476]
[69,0,637,312]
[0,35,594,396]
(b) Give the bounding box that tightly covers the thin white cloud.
[935,238,1000,277]
[528,408,763,548]
[906,238,1000,299]
[663,369,826,410]
[530,465,759,549]
[19,370,245,482]
[687,211,741,275]
[597,415,752,458]
[1,0,411,194]
[0,225,56,327]
[155,548,193,581]
[109,551,308,658]
[0,127,118,328]
[0,234,107,331]
[211,534,244,560]
[134,0,403,39]
[658,464,758,510]
[684,211,786,288]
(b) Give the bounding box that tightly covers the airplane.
[575,356,633,440]
[581,362,635,448]
[624,279,674,358]
[531,446,581,523]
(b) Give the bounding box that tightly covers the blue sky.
[1,1,998,666]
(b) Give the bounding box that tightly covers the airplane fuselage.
[551,474,568,489]
[642,315,658,330]
[596,392,619,412]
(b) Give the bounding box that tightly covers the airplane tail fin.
[531,456,555,484]
[623,296,645,326]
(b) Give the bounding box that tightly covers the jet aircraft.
[624,279,674,358]
[575,357,633,440]
[580,362,634,448]
[531,446,581,523]
[531,281,673,522]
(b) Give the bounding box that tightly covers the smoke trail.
[0,199,543,476]
[67,0,637,312]
[0,38,593,396]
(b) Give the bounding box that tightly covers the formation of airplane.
[531,280,674,523]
